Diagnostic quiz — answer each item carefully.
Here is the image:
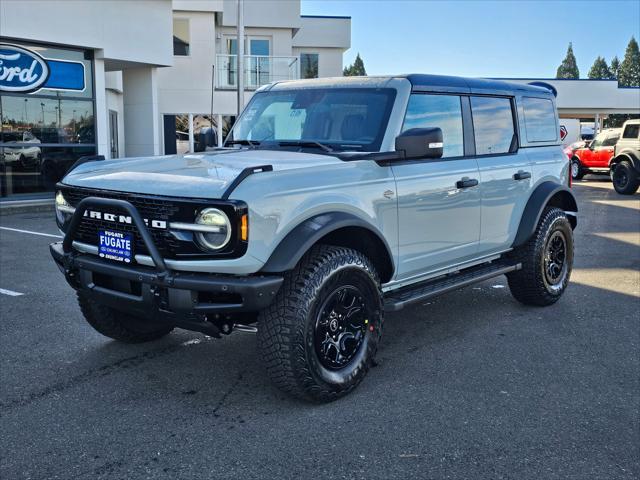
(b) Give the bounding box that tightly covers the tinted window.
[402,94,464,158]
[470,96,515,155]
[522,97,557,142]
[623,124,640,139]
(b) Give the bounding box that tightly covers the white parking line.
[0,288,24,297]
[0,226,62,239]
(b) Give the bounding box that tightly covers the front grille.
[63,189,184,258]
[60,186,248,260]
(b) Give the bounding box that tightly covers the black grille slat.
[64,189,182,258]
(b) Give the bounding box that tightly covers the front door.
[392,93,481,281]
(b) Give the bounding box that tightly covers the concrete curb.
[0,200,55,216]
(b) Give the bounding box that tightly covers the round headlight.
[55,191,70,225]
[194,208,232,251]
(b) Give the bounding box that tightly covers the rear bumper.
[50,241,283,331]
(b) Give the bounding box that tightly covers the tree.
[343,53,367,76]
[618,36,640,87]
[556,42,579,79]
[610,56,620,79]
[588,56,612,79]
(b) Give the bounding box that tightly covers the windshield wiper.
[226,139,261,147]
[278,140,334,153]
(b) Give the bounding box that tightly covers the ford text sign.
[0,44,50,93]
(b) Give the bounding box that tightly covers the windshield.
[227,88,396,152]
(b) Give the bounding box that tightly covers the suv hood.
[62,149,342,199]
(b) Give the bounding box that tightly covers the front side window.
[229,88,396,151]
[590,132,607,148]
[471,96,516,155]
[173,18,190,56]
[522,97,557,142]
[623,124,640,139]
[402,94,464,158]
[300,53,319,79]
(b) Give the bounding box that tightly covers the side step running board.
[384,261,521,312]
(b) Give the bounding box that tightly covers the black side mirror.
[395,127,443,160]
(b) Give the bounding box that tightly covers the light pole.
[24,99,28,126]
[40,103,45,125]
[236,0,244,116]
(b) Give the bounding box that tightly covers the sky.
[300,0,640,78]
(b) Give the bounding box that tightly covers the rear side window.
[470,96,515,155]
[623,124,640,139]
[522,97,558,142]
[402,94,464,158]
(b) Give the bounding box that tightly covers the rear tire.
[571,158,585,180]
[77,292,174,343]
[257,245,383,402]
[507,207,574,306]
[611,161,639,195]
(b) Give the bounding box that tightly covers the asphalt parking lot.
[0,178,638,480]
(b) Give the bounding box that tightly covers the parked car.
[563,140,587,160]
[570,128,621,180]
[50,75,577,402]
[0,131,42,169]
[610,119,640,195]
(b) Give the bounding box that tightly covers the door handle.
[513,171,531,181]
[456,177,479,189]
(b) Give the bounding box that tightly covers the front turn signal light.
[240,214,248,241]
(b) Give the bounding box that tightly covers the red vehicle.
[571,129,621,180]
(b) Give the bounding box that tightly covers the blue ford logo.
[0,44,50,93]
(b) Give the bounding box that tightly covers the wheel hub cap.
[314,286,368,370]
[544,231,567,285]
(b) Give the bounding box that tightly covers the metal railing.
[216,54,299,89]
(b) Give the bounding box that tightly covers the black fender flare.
[512,182,578,248]
[261,212,394,274]
[610,152,640,173]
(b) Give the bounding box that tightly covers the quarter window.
[402,94,464,158]
[470,96,516,155]
[623,124,640,139]
[522,97,557,142]
[173,18,190,56]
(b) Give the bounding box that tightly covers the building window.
[470,96,516,155]
[173,18,190,56]
[402,94,464,158]
[300,53,319,79]
[0,42,95,198]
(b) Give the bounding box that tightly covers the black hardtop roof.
[403,74,553,96]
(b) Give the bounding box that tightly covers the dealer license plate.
[98,230,133,263]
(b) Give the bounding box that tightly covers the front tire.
[508,207,574,306]
[258,245,383,402]
[571,158,585,180]
[611,161,640,195]
[77,292,174,343]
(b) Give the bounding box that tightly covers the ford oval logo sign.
[0,44,50,93]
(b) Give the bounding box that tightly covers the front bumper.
[50,196,283,335]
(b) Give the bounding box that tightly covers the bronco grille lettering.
[83,210,167,229]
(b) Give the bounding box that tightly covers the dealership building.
[0,0,350,199]
[2,1,639,202]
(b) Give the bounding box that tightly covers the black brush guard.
[50,197,283,336]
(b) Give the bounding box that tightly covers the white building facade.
[0,0,351,198]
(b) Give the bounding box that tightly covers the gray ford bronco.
[50,75,577,402]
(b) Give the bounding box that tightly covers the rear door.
[392,93,481,281]
[471,96,532,254]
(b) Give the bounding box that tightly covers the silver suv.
[610,118,640,195]
[50,75,577,401]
